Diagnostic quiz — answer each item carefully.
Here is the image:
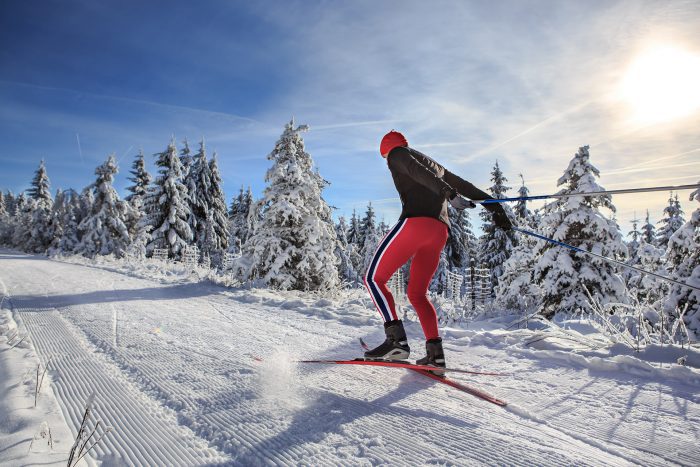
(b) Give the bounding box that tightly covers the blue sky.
[1,0,699,233]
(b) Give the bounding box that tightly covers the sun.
[619,44,700,125]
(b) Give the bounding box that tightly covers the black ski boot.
[364,319,410,361]
[416,338,446,376]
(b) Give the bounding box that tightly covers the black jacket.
[386,146,509,228]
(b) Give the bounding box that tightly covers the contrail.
[470,100,594,159]
[313,119,399,131]
[116,145,134,166]
[76,133,84,165]
[1,79,259,125]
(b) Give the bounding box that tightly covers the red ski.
[297,358,508,376]
[411,369,508,406]
[298,358,508,406]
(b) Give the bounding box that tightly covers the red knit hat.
[380,130,408,156]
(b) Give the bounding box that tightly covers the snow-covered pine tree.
[76,156,134,258]
[359,203,380,277]
[628,214,641,255]
[180,138,193,178]
[627,239,668,307]
[28,159,53,208]
[125,150,152,203]
[656,193,685,249]
[245,197,263,244]
[514,174,532,223]
[124,150,152,244]
[664,182,700,334]
[445,206,478,271]
[358,202,377,253]
[496,214,542,312]
[228,186,254,251]
[347,209,361,245]
[532,146,628,317]
[11,194,34,250]
[26,160,54,253]
[183,139,207,242]
[243,120,339,290]
[56,190,81,254]
[335,216,359,285]
[204,153,230,265]
[46,189,66,255]
[346,209,364,276]
[0,191,7,245]
[478,161,516,291]
[641,209,655,244]
[5,191,17,217]
[360,227,384,279]
[623,214,643,285]
[142,140,193,258]
[187,140,211,251]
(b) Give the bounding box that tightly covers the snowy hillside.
[1,249,699,466]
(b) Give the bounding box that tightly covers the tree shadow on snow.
[10,282,225,309]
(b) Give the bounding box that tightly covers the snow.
[1,249,700,466]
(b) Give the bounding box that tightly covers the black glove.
[492,208,513,231]
[449,195,477,210]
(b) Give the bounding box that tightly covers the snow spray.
[256,348,306,411]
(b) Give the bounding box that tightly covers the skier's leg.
[406,218,448,340]
[363,218,422,360]
[364,219,417,322]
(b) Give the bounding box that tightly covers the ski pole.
[513,227,700,293]
[476,183,700,204]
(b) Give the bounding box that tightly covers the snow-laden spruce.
[52,190,81,255]
[184,140,208,247]
[641,209,655,244]
[624,214,643,285]
[496,174,537,311]
[345,209,364,276]
[125,150,152,204]
[513,174,532,222]
[335,216,360,285]
[0,191,8,245]
[124,151,152,247]
[497,208,542,312]
[203,153,230,266]
[242,120,339,290]
[142,140,193,259]
[25,160,54,253]
[664,182,700,335]
[532,146,628,317]
[446,205,478,271]
[627,239,668,307]
[359,203,381,276]
[656,192,685,248]
[228,186,255,252]
[75,156,135,258]
[479,161,516,291]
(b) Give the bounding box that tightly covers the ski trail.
[15,303,226,466]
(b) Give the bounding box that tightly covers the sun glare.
[619,44,700,125]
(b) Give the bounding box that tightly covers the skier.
[363,130,512,373]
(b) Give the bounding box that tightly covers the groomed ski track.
[1,250,698,466]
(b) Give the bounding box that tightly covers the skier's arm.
[443,169,513,229]
[387,148,455,199]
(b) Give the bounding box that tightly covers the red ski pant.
[364,217,448,340]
